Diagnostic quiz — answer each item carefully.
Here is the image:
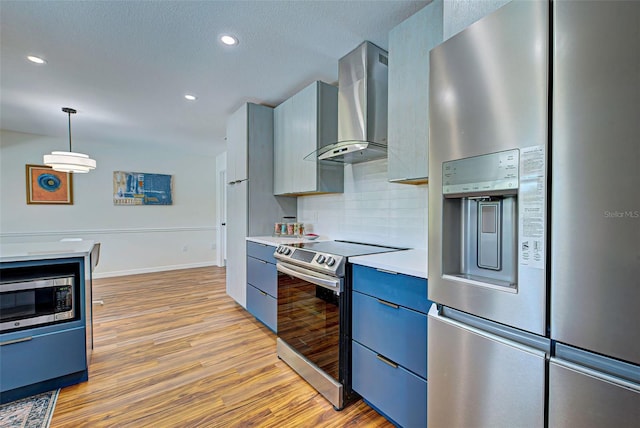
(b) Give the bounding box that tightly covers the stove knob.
[284,248,292,255]
[278,246,285,254]
[326,257,336,267]
[316,255,326,264]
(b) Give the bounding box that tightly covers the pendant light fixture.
[44,107,96,173]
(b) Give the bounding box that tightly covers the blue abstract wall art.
[113,171,173,205]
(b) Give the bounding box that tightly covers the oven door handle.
[277,263,342,294]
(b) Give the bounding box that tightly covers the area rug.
[0,389,59,428]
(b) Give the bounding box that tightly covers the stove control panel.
[274,245,345,275]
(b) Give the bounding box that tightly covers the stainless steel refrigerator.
[427,1,639,426]
[548,1,640,425]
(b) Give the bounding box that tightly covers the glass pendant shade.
[44,107,96,173]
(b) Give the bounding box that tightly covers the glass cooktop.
[293,240,404,257]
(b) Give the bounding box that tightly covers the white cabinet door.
[274,97,294,195]
[226,104,248,183]
[290,82,318,193]
[273,81,340,195]
[387,1,443,184]
[273,101,287,195]
[225,181,248,307]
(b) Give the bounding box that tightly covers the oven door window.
[278,271,340,381]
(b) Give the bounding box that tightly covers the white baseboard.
[93,261,221,279]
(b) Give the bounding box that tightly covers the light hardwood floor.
[51,266,393,427]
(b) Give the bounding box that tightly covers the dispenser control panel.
[443,149,520,196]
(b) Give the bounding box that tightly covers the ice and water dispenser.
[441,149,520,292]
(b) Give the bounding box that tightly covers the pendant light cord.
[68,110,72,151]
[62,107,77,152]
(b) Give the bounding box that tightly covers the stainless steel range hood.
[306,41,388,164]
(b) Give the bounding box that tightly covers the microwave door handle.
[276,263,341,293]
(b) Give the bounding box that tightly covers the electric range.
[274,240,404,409]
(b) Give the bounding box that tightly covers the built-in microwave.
[0,275,77,333]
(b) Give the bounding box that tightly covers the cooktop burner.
[274,240,404,277]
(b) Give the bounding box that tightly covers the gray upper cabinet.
[226,103,296,307]
[387,0,443,184]
[226,105,249,183]
[274,81,343,195]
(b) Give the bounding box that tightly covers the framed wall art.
[113,171,173,205]
[25,164,73,205]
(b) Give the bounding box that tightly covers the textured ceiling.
[0,0,428,155]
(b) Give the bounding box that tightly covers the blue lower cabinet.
[352,291,427,378]
[246,284,276,332]
[246,241,278,333]
[1,326,87,392]
[352,340,427,428]
[352,264,429,313]
[247,256,277,296]
[247,241,277,264]
[351,264,429,426]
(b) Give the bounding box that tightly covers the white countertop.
[349,249,428,279]
[246,235,326,246]
[0,240,97,263]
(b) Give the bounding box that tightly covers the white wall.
[0,129,219,277]
[297,159,428,251]
[443,0,511,39]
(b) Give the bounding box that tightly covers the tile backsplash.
[297,159,428,250]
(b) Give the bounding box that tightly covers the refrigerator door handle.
[428,305,548,359]
[550,357,640,393]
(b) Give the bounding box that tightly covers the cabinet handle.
[1,336,33,346]
[377,299,400,309]
[259,290,267,296]
[376,354,399,369]
[376,268,398,275]
[258,260,268,264]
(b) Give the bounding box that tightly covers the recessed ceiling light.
[27,55,47,64]
[184,94,198,101]
[220,35,238,46]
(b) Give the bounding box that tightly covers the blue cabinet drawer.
[352,340,427,428]
[353,291,427,378]
[1,327,86,392]
[352,264,429,314]
[246,284,277,332]
[247,256,277,296]
[247,241,277,264]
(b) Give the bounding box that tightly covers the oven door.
[277,262,342,379]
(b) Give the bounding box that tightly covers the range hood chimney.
[307,41,388,164]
